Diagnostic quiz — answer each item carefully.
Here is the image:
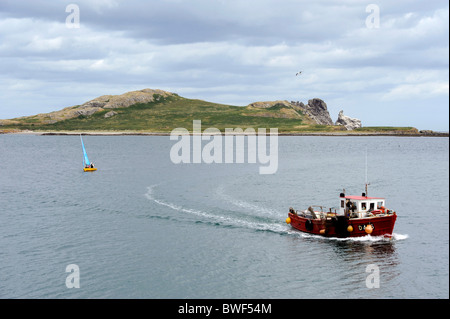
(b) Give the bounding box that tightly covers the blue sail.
[80,135,91,167]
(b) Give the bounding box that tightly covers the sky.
[0,0,448,131]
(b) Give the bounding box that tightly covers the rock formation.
[247,100,291,109]
[104,111,118,118]
[290,98,333,125]
[335,110,362,130]
[246,100,302,119]
[87,88,172,109]
[10,89,174,123]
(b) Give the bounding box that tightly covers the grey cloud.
[1,0,365,45]
[0,0,448,130]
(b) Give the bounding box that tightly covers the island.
[0,88,447,136]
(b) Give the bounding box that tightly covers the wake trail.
[300,232,409,242]
[215,185,281,218]
[145,186,288,234]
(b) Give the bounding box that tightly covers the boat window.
[341,200,344,208]
[377,201,384,209]
[361,202,367,210]
[369,203,375,211]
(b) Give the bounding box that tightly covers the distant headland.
[0,88,447,136]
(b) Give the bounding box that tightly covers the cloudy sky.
[0,0,448,130]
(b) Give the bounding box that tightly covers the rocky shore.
[2,129,447,137]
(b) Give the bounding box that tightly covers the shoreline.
[2,130,449,137]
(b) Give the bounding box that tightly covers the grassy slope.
[1,94,418,134]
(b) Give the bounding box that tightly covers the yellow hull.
[83,167,97,172]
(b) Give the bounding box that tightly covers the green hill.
[0,88,422,135]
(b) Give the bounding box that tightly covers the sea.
[0,134,448,299]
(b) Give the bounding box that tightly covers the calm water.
[0,135,448,299]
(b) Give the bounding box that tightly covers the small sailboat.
[80,135,97,172]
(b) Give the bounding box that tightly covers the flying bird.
[296,71,303,76]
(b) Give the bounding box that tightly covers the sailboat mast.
[80,134,85,167]
[80,134,90,167]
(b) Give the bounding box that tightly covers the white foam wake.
[301,232,409,242]
[392,233,409,241]
[144,186,287,234]
[215,185,281,218]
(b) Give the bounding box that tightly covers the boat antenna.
[365,147,369,196]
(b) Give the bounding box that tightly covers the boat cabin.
[339,192,385,218]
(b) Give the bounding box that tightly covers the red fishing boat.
[286,186,397,238]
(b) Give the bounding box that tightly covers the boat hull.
[288,212,397,238]
[83,167,97,172]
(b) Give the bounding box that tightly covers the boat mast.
[80,134,85,167]
[365,147,369,197]
[80,134,90,167]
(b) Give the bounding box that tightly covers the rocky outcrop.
[335,110,362,130]
[103,89,172,109]
[290,98,333,125]
[246,100,302,119]
[248,98,335,124]
[76,88,172,110]
[75,106,101,117]
[9,88,174,123]
[247,100,291,109]
[67,88,172,119]
[104,111,118,118]
[418,130,448,136]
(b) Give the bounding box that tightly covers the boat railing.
[289,205,343,219]
[309,205,324,212]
